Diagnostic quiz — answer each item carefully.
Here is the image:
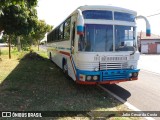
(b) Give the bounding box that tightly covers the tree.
[0,0,38,31]
[0,0,38,9]
[0,0,38,58]
[33,20,52,40]
[31,20,52,50]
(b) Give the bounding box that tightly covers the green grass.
[0,47,143,120]
[0,47,27,60]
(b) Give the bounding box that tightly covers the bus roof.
[77,5,137,15]
[48,5,137,35]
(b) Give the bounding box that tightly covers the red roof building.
[138,32,160,54]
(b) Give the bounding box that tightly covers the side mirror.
[136,15,151,36]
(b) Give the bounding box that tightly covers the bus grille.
[77,62,99,71]
[77,62,128,71]
[100,62,128,70]
[102,70,128,80]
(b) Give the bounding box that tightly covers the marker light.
[129,73,132,77]
[132,72,138,77]
[79,74,85,81]
[86,76,92,81]
[93,76,98,81]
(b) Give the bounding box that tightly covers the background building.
[138,32,160,54]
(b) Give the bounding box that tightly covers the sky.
[37,0,160,35]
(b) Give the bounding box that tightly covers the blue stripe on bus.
[146,29,151,36]
[66,48,71,50]
[70,55,77,74]
[57,47,71,50]
[77,26,84,34]
[77,69,140,81]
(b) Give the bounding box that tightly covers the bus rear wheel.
[49,52,52,61]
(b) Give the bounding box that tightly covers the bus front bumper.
[76,69,140,85]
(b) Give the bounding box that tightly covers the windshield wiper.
[130,46,136,55]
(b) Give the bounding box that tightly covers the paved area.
[138,54,160,74]
[103,54,160,120]
[104,70,160,111]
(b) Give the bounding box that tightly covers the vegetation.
[0,0,52,59]
[0,47,142,120]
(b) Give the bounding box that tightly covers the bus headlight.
[93,76,98,80]
[132,72,138,77]
[86,76,92,81]
[129,73,132,77]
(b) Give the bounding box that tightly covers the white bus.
[47,5,150,84]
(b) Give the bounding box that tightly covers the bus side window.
[71,22,75,53]
[64,18,71,40]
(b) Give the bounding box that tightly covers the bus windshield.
[78,24,136,52]
[115,25,136,51]
[79,24,113,52]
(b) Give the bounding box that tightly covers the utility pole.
[0,47,1,56]
[8,35,11,59]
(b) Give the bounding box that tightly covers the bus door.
[70,21,77,80]
[70,21,76,66]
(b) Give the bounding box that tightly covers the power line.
[147,12,160,17]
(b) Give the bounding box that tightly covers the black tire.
[49,53,52,61]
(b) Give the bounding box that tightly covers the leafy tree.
[0,0,38,58]
[31,20,52,50]
[33,20,52,40]
[0,0,38,32]
[0,0,38,9]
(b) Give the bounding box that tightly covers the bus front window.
[78,24,136,52]
[115,26,136,51]
[78,24,113,52]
